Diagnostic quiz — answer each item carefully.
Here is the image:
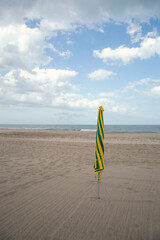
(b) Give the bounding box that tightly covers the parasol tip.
[99,106,104,111]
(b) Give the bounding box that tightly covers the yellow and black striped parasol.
[93,106,105,174]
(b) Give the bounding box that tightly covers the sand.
[0,129,160,240]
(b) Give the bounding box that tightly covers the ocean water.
[0,124,160,133]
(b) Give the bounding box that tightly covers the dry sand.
[0,129,160,240]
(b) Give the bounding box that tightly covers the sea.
[0,124,160,133]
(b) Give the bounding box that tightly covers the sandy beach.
[0,129,160,240]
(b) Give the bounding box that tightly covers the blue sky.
[0,0,160,124]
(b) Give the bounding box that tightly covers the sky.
[0,0,160,125]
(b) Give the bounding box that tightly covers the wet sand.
[0,129,160,240]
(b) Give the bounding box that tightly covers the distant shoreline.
[0,124,160,133]
[0,126,160,133]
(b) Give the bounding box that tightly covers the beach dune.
[0,129,160,240]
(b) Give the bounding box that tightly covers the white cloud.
[111,105,127,113]
[39,19,74,34]
[0,68,78,106]
[127,21,142,43]
[0,67,129,113]
[99,91,119,98]
[49,45,73,59]
[67,40,74,45]
[121,78,160,93]
[1,0,160,30]
[150,86,160,98]
[96,78,160,113]
[97,27,104,33]
[88,69,116,80]
[0,24,51,71]
[93,34,160,64]
[0,24,73,71]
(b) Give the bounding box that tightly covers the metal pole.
[97,172,100,199]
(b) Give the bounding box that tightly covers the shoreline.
[0,127,160,134]
[0,124,160,133]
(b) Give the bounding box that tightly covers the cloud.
[93,34,160,64]
[0,68,78,106]
[121,78,160,93]
[67,40,74,45]
[0,24,52,71]
[96,78,160,112]
[1,0,160,30]
[126,21,142,43]
[0,23,74,71]
[99,91,119,98]
[39,19,74,33]
[49,45,73,59]
[110,105,128,113]
[0,67,129,113]
[150,86,160,98]
[88,69,116,80]
[0,67,105,110]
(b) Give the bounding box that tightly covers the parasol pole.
[97,172,100,199]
